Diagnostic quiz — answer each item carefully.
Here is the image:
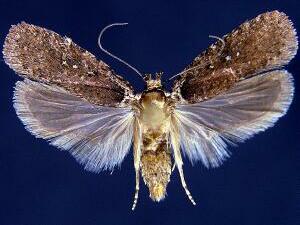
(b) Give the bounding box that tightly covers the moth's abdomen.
[141,142,171,201]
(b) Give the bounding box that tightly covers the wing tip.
[3,22,31,75]
[260,10,298,64]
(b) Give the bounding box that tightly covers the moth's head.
[144,72,163,90]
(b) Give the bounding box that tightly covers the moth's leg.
[172,163,176,172]
[173,145,196,205]
[170,116,196,205]
[177,161,196,205]
[167,130,176,173]
[132,164,140,211]
[132,119,142,211]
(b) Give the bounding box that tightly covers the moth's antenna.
[168,35,225,80]
[98,23,144,79]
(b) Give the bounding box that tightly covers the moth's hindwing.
[13,80,135,172]
[173,70,294,167]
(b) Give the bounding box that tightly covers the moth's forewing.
[3,22,134,106]
[173,11,297,103]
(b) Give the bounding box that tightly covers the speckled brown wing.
[172,11,298,103]
[3,22,134,106]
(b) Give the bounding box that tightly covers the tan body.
[131,74,196,210]
[139,90,172,201]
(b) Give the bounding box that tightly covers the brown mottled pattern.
[3,22,134,106]
[173,11,298,103]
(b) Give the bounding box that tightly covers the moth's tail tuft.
[141,149,172,203]
[150,183,166,202]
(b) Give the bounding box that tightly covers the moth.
[3,11,298,210]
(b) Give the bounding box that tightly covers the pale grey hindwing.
[173,70,294,168]
[13,79,135,172]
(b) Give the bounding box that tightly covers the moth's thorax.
[140,90,169,130]
[138,89,172,201]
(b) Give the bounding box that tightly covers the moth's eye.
[144,74,152,81]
